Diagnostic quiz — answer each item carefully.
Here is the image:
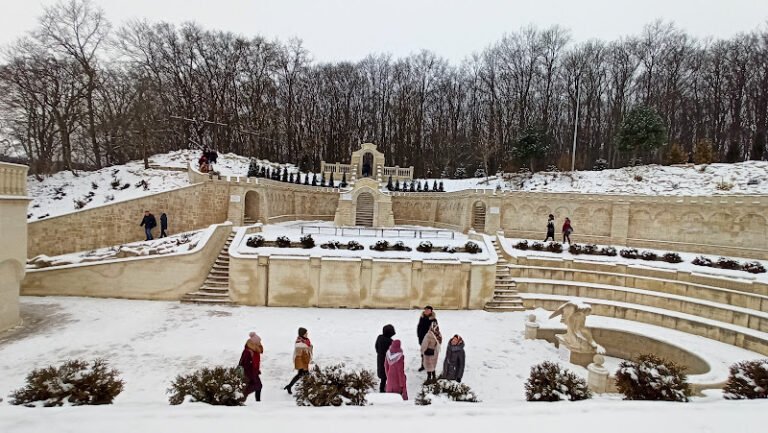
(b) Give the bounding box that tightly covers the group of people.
[545,214,574,244]
[139,210,168,241]
[236,306,466,403]
[198,148,219,173]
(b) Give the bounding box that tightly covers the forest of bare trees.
[1,1,767,176]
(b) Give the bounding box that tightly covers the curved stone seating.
[520,293,768,356]
[514,278,768,331]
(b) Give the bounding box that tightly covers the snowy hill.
[26,150,768,221]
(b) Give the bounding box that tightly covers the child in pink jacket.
[384,339,408,400]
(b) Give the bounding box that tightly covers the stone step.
[204,280,229,287]
[207,274,229,281]
[199,286,230,294]
[493,293,520,298]
[181,297,234,305]
[484,306,526,313]
[487,298,524,305]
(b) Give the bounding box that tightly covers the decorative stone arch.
[471,201,487,232]
[334,178,394,227]
[350,143,386,180]
[361,152,374,178]
[244,190,260,224]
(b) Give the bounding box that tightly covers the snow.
[0,297,765,433]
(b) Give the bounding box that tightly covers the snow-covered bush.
[392,241,412,252]
[371,240,389,251]
[568,243,583,255]
[347,240,364,251]
[531,241,545,251]
[743,261,767,274]
[620,248,639,259]
[417,241,433,253]
[547,242,563,253]
[276,236,291,248]
[73,198,88,210]
[600,246,617,256]
[246,235,264,248]
[640,251,658,261]
[545,164,560,172]
[593,159,608,171]
[723,359,768,399]
[168,366,246,406]
[454,167,467,179]
[615,354,691,402]
[514,240,529,250]
[300,234,315,249]
[474,168,486,178]
[320,240,341,250]
[464,241,482,254]
[662,252,683,263]
[716,180,734,191]
[692,256,713,267]
[583,244,598,255]
[110,178,121,189]
[442,246,457,253]
[415,379,479,406]
[294,364,375,407]
[90,181,99,190]
[717,257,741,270]
[10,359,124,407]
[524,361,591,402]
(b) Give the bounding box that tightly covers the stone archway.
[361,152,374,178]
[244,190,260,225]
[355,192,375,227]
[472,201,487,232]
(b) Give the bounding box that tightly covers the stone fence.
[0,161,27,196]
[1,161,29,331]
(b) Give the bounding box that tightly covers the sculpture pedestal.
[555,334,596,367]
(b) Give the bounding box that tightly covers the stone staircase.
[484,240,525,312]
[243,217,257,226]
[181,232,236,305]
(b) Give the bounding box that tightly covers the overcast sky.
[0,0,766,63]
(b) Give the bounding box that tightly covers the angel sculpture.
[549,301,605,354]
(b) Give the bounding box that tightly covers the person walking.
[562,217,573,244]
[140,210,157,241]
[284,327,313,394]
[160,212,168,238]
[544,214,555,242]
[440,335,466,382]
[238,331,264,402]
[375,324,396,393]
[384,339,408,400]
[417,306,437,371]
[421,321,442,382]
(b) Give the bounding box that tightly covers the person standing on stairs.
[417,306,437,371]
[160,212,168,238]
[239,331,264,402]
[544,214,555,242]
[140,210,157,241]
[284,327,313,394]
[421,321,442,382]
[375,324,396,392]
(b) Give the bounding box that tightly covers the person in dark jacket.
[545,214,555,242]
[140,210,157,241]
[239,332,263,401]
[375,324,396,392]
[562,217,573,244]
[440,334,466,382]
[160,213,168,238]
[417,306,436,371]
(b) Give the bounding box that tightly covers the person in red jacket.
[239,331,263,402]
[562,217,573,244]
[384,339,408,400]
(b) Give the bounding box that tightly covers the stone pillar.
[257,255,270,306]
[360,258,373,307]
[411,260,423,308]
[524,314,540,339]
[486,196,502,234]
[309,256,321,307]
[587,354,610,393]
[610,201,630,245]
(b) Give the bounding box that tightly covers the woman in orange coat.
[284,327,313,394]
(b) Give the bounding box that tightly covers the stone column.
[411,260,423,308]
[486,196,502,234]
[587,355,610,393]
[524,314,540,339]
[309,256,321,307]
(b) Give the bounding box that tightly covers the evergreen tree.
[304,173,309,185]
[247,160,258,177]
[454,167,466,179]
[511,126,551,171]
[616,106,666,160]
[320,172,326,187]
[409,181,416,192]
[432,180,438,192]
[311,173,317,186]
[439,181,444,192]
[265,168,271,180]
[328,172,335,187]
[289,172,294,183]
[340,172,348,188]
[665,143,686,165]
[417,181,423,192]
[259,166,266,177]
[282,168,289,182]
[295,172,301,184]
[694,139,716,164]
[394,179,400,191]
[386,175,393,191]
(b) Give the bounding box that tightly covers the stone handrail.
[320,161,353,174]
[0,162,28,196]
[382,166,413,178]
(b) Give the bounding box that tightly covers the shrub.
[294,364,375,407]
[371,240,389,251]
[320,240,342,249]
[640,251,658,261]
[662,252,683,263]
[743,262,767,274]
[9,359,124,407]
[442,246,457,253]
[91,181,98,190]
[717,257,741,270]
[615,354,691,402]
[120,183,130,190]
[392,241,411,252]
[110,179,121,189]
[546,242,563,253]
[600,246,617,257]
[593,159,608,171]
[73,198,87,210]
[634,175,643,182]
[246,235,265,248]
[568,244,583,255]
[168,366,246,406]
[583,244,598,255]
[299,234,315,249]
[692,256,713,267]
[716,180,734,191]
[417,241,433,253]
[347,240,364,251]
[531,242,545,251]
[723,359,768,399]
[415,379,480,406]
[524,361,591,402]
[620,248,638,259]
[514,240,529,250]
[464,241,482,254]
[276,236,291,248]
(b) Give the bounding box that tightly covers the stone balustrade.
[0,162,28,197]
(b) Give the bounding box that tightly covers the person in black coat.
[140,210,157,241]
[416,306,436,371]
[375,324,396,392]
[440,335,466,382]
[545,214,555,242]
[160,213,168,238]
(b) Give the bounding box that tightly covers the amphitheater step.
[485,239,525,312]
[181,231,236,305]
[484,305,526,312]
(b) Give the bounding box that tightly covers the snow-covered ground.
[500,237,768,284]
[27,149,768,221]
[238,221,490,262]
[26,230,204,269]
[0,297,764,433]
